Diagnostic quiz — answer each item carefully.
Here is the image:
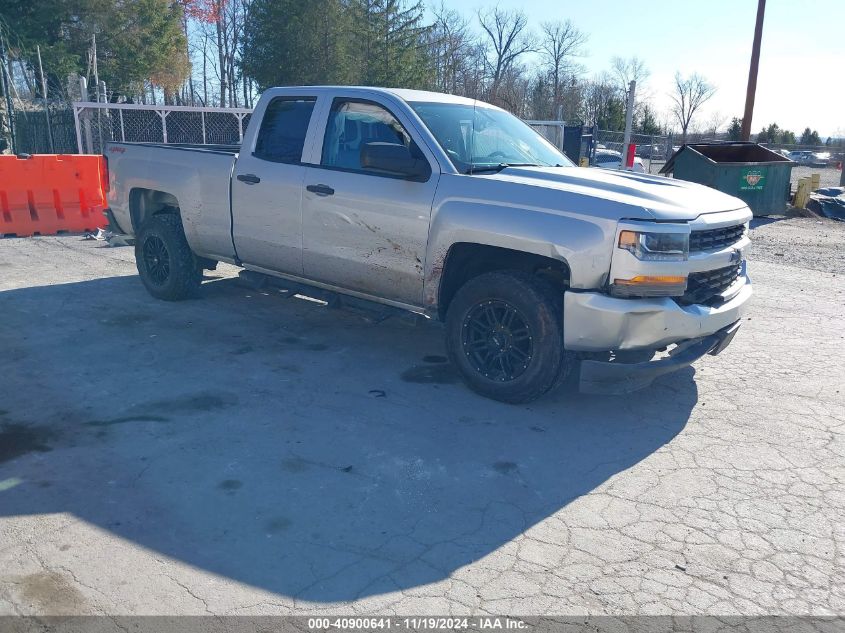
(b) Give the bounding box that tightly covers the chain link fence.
[72,103,253,154]
[10,104,78,154]
[594,129,673,174]
[3,103,77,154]
[526,122,673,174]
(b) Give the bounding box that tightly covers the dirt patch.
[218,479,242,494]
[0,423,55,464]
[17,572,86,613]
[493,461,518,475]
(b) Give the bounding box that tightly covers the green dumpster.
[660,143,793,216]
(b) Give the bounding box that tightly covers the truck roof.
[267,85,498,108]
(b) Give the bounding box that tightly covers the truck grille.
[689,224,746,252]
[681,263,742,305]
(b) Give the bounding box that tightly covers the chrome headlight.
[618,230,689,262]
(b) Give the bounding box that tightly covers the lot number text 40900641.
[307,617,529,630]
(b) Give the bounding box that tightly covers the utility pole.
[0,35,16,154]
[741,0,766,141]
[622,80,636,170]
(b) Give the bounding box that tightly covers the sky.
[439,0,844,138]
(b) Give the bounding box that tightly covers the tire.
[445,271,571,404]
[135,213,201,301]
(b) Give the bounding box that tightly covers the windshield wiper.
[464,162,543,174]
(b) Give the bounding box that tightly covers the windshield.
[410,102,573,173]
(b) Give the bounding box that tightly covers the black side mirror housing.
[360,142,430,181]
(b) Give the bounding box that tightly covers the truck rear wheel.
[445,271,571,403]
[135,213,201,301]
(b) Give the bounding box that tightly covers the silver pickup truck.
[105,86,752,403]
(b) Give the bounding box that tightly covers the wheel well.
[129,188,180,232]
[437,243,570,320]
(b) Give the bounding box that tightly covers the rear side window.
[254,97,316,163]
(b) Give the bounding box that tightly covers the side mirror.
[360,142,430,181]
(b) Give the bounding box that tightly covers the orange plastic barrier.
[0,154,107,237]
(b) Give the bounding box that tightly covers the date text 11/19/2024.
[307,617,529,630]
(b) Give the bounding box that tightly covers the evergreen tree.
[727,117,742,141]
[799,127,822,145]
[636,104,661,135]
[242,0,352,89]
[1,0,187,100]
[596,95,625,131]
[762,123,780,144]
[350,0,431,88]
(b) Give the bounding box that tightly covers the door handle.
[237,173,261,184]
[306,184,335,196]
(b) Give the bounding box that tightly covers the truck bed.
[106,141,239,261]
[110,142,240,155]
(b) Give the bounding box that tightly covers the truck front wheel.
[445,271,571,404]
[135,213,201,301]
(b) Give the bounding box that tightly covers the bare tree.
[706,110,727,138]
[581,72,618,128]
[477,7,535,105]
[611,56,650,119]
[611,56,649,92]
[496,63,532,116]
[429,3,475,94]
[670,71,716,142]
[539,19,586,117]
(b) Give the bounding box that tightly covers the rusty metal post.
[741,0,766,141]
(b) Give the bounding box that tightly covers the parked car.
[593,148,646,173]
[787,150,811,164]
[787,150,829,166]
[635,144,666,160]
[812,152,832,166]
[106,86,752,403]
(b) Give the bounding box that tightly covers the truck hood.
[484,166,748,221]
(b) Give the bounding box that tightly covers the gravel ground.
[0,222,843,618]
[749,216,845,275]
[791,166,843,190]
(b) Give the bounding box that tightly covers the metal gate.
[73,102,253,154]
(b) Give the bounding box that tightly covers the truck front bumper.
[563,277,752,352]
[578,321,741,394]
[563,277,752,394]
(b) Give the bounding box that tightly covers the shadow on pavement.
[0,274,698,602]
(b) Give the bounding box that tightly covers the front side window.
[321,99,420,172]
[254,97,316,163]
[410,102,573,173]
